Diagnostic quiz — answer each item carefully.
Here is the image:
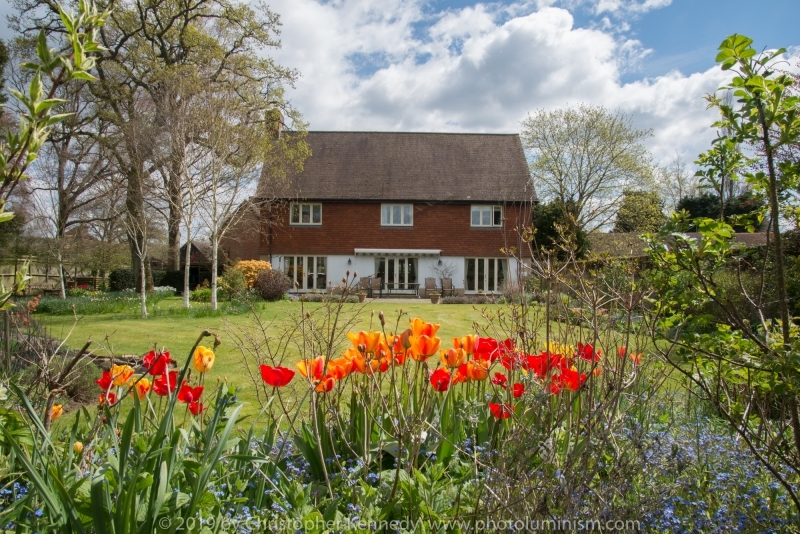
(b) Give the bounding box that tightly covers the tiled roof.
[258,131,535,203]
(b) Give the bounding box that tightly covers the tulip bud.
[358,343,366,354]
[342,277,347,284]
[346,269,350,277]
[73,441,84,454]
[353,271,358,278]
[401,328,413,350]
[379,311,385,326]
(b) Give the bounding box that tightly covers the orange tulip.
[466,359,490,381]
[410,318,440,338]
[328,357,353,380]
[593,366,603,377]
[410,335,441,362]
[315,375,336,392]
[110,364,134,387]
[296,356,326,381]
[347,331,382,354]
[630,353,642,365]
[617,346,627,358]
[453,364,469,384]
[440,348,467,368]
[453,335,477,355]
[133,378,151,399]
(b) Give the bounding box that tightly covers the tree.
[654,153,700,214]
[0,0,105,308]
[529,199,589,259]
[0,39,8,105]
[11,0,309,289]
[695,137,748,219]
[647,35,800,512]
[676,191,765,231]
[612,190,667,233]
[520,104,653,231]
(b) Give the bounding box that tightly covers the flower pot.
[358,293,367,303]
[429,294,440,304]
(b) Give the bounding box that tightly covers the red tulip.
[577,343,601,362]
[430,368,452,392]
[491,373,508,388]
[488,402,513,419]
[512,383,525,398]
[98,392,117,406]
[177,381,204,404]
[259,364,295,387]
[142,350,173,375]
[152,371,178,396]
[95,370,112,390]
[188,401,205,415]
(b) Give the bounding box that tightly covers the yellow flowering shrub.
[233,260,273,287]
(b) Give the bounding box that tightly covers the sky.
[2,0,799,166]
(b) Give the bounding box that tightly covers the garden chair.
[370,277,382,298]
[423,277,436,298]
[358,277,370,293]
[441,278,455,297]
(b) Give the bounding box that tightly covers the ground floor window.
[375,257,418,290]
[285,256,326,290]
[465,258,507,292]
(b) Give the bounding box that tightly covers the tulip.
[193,346,215,373]
[410,335,441,362]
[466,359,489,381]
[410,318,440,338]
[491,373,508,388]
[188,401,205,415]
[260,364,296,387]
[512,383,525,398]
[73,441,84,454]
[177,382,204,404]
[315,375,336,393]
[440,348,467,368]
[95,370,113,390]
[98,393,117,406]
[577,342,601,362]
[152,371,178,396]
[296,356,326,381]
[50,404,63,421]
[110,364,134,387]
[143,350,172,375]
[488,402,513,419]
[347,331,382,354]
[430,368,451,392]
[133,378,151,399]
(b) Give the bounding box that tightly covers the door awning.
[354,248,441,257]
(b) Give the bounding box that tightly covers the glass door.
[375,257,418,290]
[465,258,507,293]
[285,256,327,290]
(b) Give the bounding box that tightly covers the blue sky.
[3,0,799,164]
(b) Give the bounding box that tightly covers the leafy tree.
[613,189,667,233]
[521,104,653,231]
[529,199,588,259]
[695,136,748,219]
[676,191,765,231]
[647,35,800,512]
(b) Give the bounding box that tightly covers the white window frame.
[290,202,322,226]
[284,255,327,291]
[381,204,413,227]
[470,205,503,227]
[464,257,508,293]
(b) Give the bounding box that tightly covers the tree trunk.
[210,235,218,311]
[166,158,183,271]
[140,252,147,318]
[57,250,66,299]
[183,239,192,309]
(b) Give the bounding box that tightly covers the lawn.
[37,296,503,417]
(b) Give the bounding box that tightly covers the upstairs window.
[381,204,413,226]
[471,205,503,227]
[290,203,322,225]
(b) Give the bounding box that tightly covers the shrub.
[233,260,273,287]
[189,287,212,302]
[109,268,135,291]
[151,269,166,287]
[219,268,247,300]
[441,295,497,304]
[160,270,184,293]
[254,269,291,301]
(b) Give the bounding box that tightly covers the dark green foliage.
[255,269,291,301]
[676,191,764,231]
[151,269,166,286]
[109,269,135,291]
[0,39,7,105]
[530,199,589,259]
[613,190,667,233]
[160,270,184,292]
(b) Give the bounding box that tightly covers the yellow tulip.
[50,404,63,421]
[111,364,134,386]
[73,441,84,454]
[193,346,215,373]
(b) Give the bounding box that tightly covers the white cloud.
[267,0,795,166]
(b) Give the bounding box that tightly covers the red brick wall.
[218,207,263,263]
[255,202,531,258]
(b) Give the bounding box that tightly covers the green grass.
[37,297,496,418]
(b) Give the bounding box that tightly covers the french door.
[285,256,327,290]
[375,257,418,290]
[465,258,507,293]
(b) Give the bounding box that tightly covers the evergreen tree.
[613,190,667,233]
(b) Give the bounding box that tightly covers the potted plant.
[429,291,441,304]
[358,290,367,303]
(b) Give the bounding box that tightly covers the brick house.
[221,131,536,295]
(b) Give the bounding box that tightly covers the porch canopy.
[354,248,441,257]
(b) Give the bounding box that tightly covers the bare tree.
[521,104,653,231]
